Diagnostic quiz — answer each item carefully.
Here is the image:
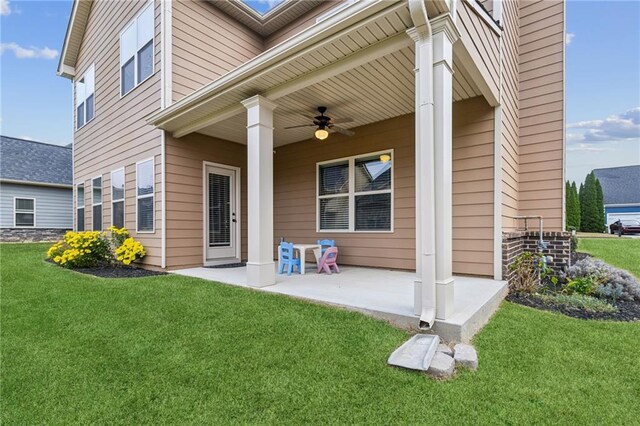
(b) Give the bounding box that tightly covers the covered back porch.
[173,264,506,343]
[150,0,504,332]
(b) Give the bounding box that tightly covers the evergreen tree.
[565,180,580,230]
[595,177,605,232]
[571,181,580,230]
[580,172,604,232]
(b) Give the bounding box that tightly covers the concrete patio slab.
[172,264,507,343]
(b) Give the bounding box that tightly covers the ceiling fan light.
[315,128,329,140]
[379,154,391,163]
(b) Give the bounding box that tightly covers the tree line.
[565,171,606,232]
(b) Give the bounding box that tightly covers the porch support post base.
[242,95,277,288]
[247,262,276,287]
[436,277,455,319]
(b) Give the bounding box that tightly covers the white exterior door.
[205,165,239,262]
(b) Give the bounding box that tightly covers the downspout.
[408,0,436,329]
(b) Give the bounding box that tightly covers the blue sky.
[1,0,638,184]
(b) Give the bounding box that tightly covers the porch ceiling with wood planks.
[196,46,481,146]
[148,1,482,146]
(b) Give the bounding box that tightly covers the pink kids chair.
[317,247,340,274]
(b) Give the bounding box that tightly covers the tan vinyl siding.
[73,0,163,267]
[171,0,263,102]
[518,0,565,231]
[164,133,247,270]
[499,0,520,231]
[457,0,500,99]
[453,97,495,277]
[264,1,344,49]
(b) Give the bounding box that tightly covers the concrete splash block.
[388,334,440,371]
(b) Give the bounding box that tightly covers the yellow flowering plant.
[47,227,146,268]
[47,230,110,268]
[114,237,146,265]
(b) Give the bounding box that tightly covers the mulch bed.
[507,293,640,322]
[46,259,167,278]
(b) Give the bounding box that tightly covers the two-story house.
[58,0,567,331]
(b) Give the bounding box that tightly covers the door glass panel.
[209,173,231,247]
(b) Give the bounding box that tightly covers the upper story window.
[317,151,393,232]
[75,65,95,129]
[120,2,154,97]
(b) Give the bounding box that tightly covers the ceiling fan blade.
[331,117,354,124]
[283,124,316,129]
[331,126,355,137]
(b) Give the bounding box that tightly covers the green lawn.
[578,237,640,278]
[2,244,639,424]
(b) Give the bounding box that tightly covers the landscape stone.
[427,352,455,379]
[453,343,478,370]
[437,343,453,357]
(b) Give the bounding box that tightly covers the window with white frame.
[111,169,125,228]
[14,198,35,227]
[136,159,154,232]
[76,184,85,231]
[75,65,95,129]
[317,151,393,232]
[120,2,154,96]
[92,176,102,231]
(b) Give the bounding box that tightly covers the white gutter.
[408,0,436,330]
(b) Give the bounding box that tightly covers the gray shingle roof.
[593,165,640,205]
[0,136,72,186]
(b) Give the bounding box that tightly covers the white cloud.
[565,32,575,45]
[18,135,36,141]
[1,0,10,16]
[566,108,640,183]
[0,42,59,59]
[567,107,640,142]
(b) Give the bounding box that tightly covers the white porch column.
[242,95,277,287]
[407,23,437,329]
[431,15,459,319]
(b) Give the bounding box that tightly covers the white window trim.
[119,1,155,98]
[110,168,126,228]
[76,182,85,231]
[92,175,103,231]
[75,64,95,130]
[316,149,394,233]
[136,158,155,234]
[13,197,36,228]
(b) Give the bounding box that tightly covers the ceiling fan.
[284,106,355,140]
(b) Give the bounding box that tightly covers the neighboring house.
[593,165,640,227]
[0,136,73,242]
[57,0,566,326]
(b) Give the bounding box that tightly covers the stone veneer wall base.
[0,228,70,243]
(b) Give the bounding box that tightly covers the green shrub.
[565,277,596,296]
[508,251,556,294]
[534,293,616,313]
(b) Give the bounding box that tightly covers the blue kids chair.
[279,242,301,275]
[317,239,336,256]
